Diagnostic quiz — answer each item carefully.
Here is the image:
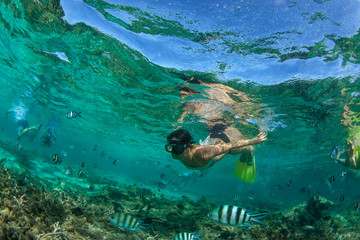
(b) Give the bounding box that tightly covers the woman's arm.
[194,132,267,161]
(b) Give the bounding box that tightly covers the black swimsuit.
[208,123,231,143]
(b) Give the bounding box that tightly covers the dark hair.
[179,85,200,94]
[167,129,194,145]
[179,76,202,85]
[186,77,202,84]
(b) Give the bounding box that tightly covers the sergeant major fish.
[109,212,145,232]
[338,170,348,183]
[172,232,201,240]
[338,171,347,178]
[328,176,336,183]
[66,111,81,119]
[208,204,268,227]
[154,181,167,189]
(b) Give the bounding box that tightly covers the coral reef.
[0,142,360,240]
[0,159,360,240]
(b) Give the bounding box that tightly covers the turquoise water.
[0,0,360,220]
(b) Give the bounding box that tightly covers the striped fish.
[172,232,201,240]
[154,181,166,189]
[109,212,144,232]
[208,205,267,227]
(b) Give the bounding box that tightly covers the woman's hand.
[253,132,267,144]
[231,132,267,149]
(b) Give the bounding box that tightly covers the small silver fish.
[208,205,268,227]
[60,151,68,157]
[65,167,73,176]
[66,111,81,119]
[109,212,145,232]
[16,142,22,150]
[303,225,314,230]
[172,232,201,240]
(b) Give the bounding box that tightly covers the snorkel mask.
[165,141,188,154]
[165,129,195,155]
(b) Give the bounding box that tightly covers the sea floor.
[0,141,360,240]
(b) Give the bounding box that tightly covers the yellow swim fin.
[233,152,256,183]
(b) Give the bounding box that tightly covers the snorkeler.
[170,77,266,183]
[16,120,42,141]
[345,139,360,169]
[9,102,42,142]
[165,129,267,182]
[331,140,360,169]
[328,88,360,181]
[328,140,360,182]
[40,121,58,147]
[332,88,360,170]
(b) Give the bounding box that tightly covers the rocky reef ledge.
[0,154,360,239]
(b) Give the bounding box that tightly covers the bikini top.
[185,149,214,171]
